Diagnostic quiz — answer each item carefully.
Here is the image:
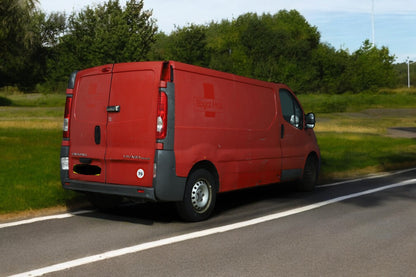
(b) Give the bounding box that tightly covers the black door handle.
[281,124,285,139]
[95,125,101,145]
[106,105,120,112]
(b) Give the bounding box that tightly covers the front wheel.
[176,169,217,222]
[297,155,319,191]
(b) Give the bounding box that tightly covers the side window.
[279,89,303,129]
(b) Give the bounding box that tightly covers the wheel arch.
[176,160,219,221]
[188,160,219,192]
[306,151,320,165]
[303,151,320,178]
[297,151,320,191]
[306,151,320,172]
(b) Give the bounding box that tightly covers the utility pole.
[408,57,411,88]
[371,0,375,47]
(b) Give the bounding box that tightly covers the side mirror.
[305,113,315,129]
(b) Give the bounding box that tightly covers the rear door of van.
[69,65,112,184]
[105,63,161,187]
[69,62,162,188]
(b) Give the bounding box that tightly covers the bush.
[0,96,12,106]
[320,97,348,113]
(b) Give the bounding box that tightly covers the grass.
[1,89,416,215]
[307,91,416,179]
[318,133,416,180]
[3,92,66,107]
[0,92,77,215]
[0,128,76,213]
[298,88,416,113]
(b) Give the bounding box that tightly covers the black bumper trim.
[62,179,156,201]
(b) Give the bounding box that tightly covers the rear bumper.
[62,179,157,201]
[61,145,156,200]
[60,145,186,202]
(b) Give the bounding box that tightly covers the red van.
[60,61,320,221]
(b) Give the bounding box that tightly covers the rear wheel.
[297,155,319,191]
[176,169,217,222]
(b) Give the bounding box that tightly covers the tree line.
[1,0,412,94]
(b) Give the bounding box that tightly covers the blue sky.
[41,0,416,63]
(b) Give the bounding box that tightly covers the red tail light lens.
[156,92,167,139]
[63,96,72,138]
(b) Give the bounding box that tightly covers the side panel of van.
[172,62,282,192]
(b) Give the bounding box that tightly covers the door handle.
[281,124,285,139]
[106,105,120,112]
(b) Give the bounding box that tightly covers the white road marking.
[8,178,416,277]
[0,210,93,229]
[317,167,416,188]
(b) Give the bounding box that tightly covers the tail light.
[156,92,167,139]
[63,95,72,138]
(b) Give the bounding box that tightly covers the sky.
[40,0,416,63]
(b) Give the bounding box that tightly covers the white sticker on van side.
[137,169,144,179]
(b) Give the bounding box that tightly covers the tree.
[312,43,351,94]
[122,0,157,61]
[33,11,66,48]
[147,32,171,61]
[393,61,416,88]
[348,40,397,92]
[0,0,42,90]
[206,19,240,74]
[169,24,209,66]
[204,11,321,93]
[46,0,158,87]
[1,2,401,93]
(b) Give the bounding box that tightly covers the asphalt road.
[1,169,415,277]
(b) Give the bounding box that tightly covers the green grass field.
[0,93,78,214]
[1,89,416,214]
[300,89,416,179]
[0,128,76,213]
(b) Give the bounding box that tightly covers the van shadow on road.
[72,182,315,225]
[72,170,416,225]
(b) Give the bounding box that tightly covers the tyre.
[87,192,123,211]
[297,155,319,191]
[176,169,217,222]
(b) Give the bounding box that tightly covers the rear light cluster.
[63,70,77,140]
[156,92,167,139]
[61,71,77,174]
[61,157,69,171]
[61,94,72,172]
[63,95,72,139]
